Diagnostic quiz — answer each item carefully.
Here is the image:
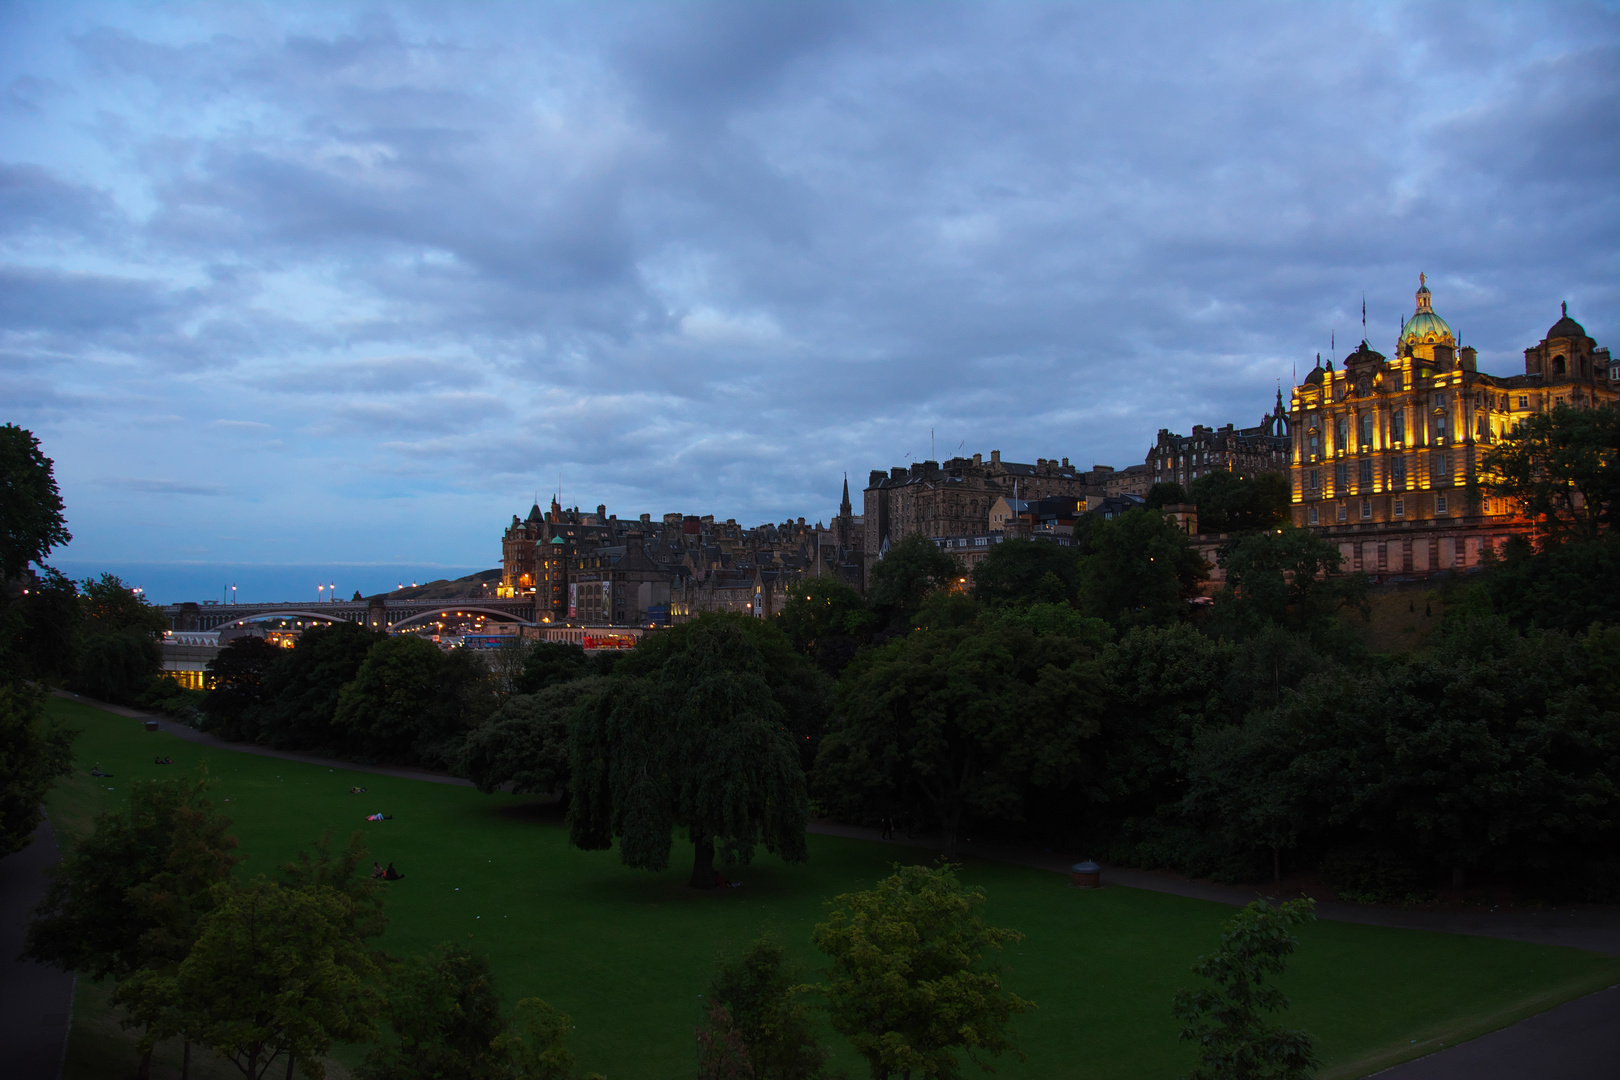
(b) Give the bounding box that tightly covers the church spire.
[840,472,852,517]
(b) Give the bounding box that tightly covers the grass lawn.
[45,698,1620,1080]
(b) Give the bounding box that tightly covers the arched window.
[1554,355,1567,375]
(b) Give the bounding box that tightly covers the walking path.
[0,819,76,1080]
[805,819,1620,955]
[1370,985,1620,1080]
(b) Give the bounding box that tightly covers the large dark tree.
[333,634,496,767]
[1213,525,1367,635]
[1077,509,1209,628]
[969,537,1082,607]
[514,640,590,693]
[817,616,1106,854]
[26,772,239,1079]
[1,566,82,684]
[251,620,385,749]
[0,423,71,581]
[201,636,281,741]
[1189,470,1291,534]
[867,533,964,630]
[459,678,606,799]
[1476,401,1620,544]
[568,614,812,889]
[777,574,876,676]
[79,572,169,636]
[0,683,76,857]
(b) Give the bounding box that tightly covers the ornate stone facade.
[1286,278,1615,575]
[1147,397,1292,490]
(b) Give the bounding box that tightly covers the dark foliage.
[334,635,497,768]
[1,566,82,684]
[0,682,76,857]
[0,422,71,580]
[777,574,877,677]
[459,678,605,797]
[76,629,163,705]
[201,636,281,741]
[514,640,590,693]
[1077,509,1209,628]
[1189,470,1291,534]
[247,621,386,749]
[817,609,1108,854]
[569,614,813,888]
[1144,482,1189,509]
[704,936,827,1080]
[969,537,1082,607]
[866,533,964,631]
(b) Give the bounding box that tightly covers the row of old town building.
[499,277,1613,626]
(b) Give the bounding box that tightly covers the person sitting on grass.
[366,812,393,821]
[90,765,112,777]
[384,862,404,881]
[371,861,386,879]
[154,755,173,765]
[350,786,368,794]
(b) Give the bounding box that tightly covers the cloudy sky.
[4,2,1617,586]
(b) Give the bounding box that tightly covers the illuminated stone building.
[1287,277,1615,575]
[1146,398,1292,490]
[863,451,1106,572]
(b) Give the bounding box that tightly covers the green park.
[40,695,1620,1080]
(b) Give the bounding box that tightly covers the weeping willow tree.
[568,614,813,888]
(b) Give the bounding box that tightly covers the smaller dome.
[1548,302,1587,341]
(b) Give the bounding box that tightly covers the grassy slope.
[45,698,1620,1080]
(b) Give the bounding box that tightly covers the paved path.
[1370,984,1620,1079]
[805,820,1620,955]
[0,819,76,1080]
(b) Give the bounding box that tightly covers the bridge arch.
[386,606,536,632]
[212,610,356,631]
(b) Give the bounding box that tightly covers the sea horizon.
[49,561,494,607]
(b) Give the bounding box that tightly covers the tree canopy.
[1077,509,1208,627]
[248,621,386,749]
[1476,402,1620,544]
[969,538,1081,608]
[817,613,1106,854]
[0,422,71,580]
[460,678,604,799]
[867,534,964,630]
[0,682,76,857]
[814,863,1032,1080]
[1172,899,1318,1080]
[778,574,877,676]
[1188,470,1291,534]
[568,614,812,888]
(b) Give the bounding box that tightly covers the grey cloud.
[100,478,226,496]
[4,2,1616,563]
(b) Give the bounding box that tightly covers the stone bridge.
[162,596,536,632]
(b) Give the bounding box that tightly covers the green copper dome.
[1402,310,1454,343]
[1401,273,1455,345]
